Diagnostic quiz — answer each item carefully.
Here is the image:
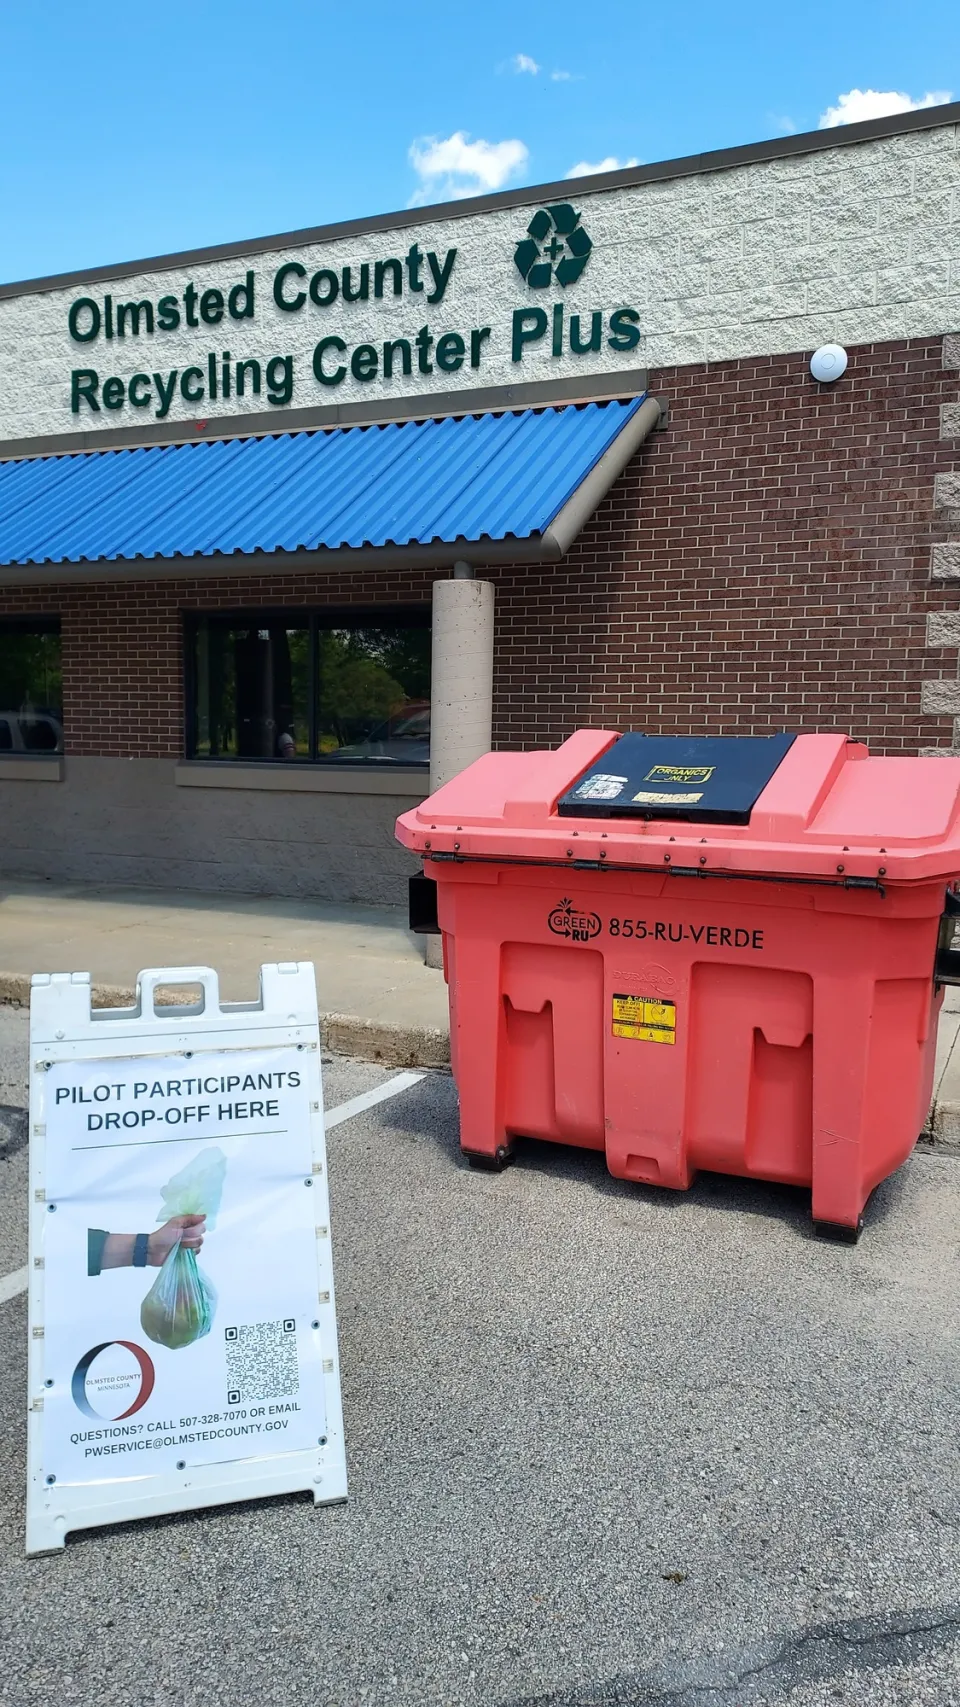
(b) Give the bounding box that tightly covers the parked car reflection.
[0,712,63,753]
[326,703,430,764]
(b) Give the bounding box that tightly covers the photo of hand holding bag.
[140,1148,227,1351]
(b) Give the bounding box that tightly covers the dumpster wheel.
[813,1216,864,1245]
[463,1145,515,1172]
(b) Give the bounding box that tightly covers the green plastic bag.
[140,1148,226,1351]
[156,1148,226,1231]
[140,1243,217,1350]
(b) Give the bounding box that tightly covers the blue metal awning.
[0,398,654,571]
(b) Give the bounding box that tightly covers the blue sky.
[0,0,956,282]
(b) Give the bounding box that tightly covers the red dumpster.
[397,731,960,1238]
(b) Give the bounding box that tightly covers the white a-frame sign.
[26,963,347,1553]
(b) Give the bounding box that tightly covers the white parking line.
[0,1265,27,1304]
[0,1069,426,1306]
[323,1071,425,1130]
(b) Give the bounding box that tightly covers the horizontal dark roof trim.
[0,368,649,463]
[0,536,558,586]
[3,101,960,302]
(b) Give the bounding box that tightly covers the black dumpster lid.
[557,733,797,825]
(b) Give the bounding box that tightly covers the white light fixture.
[810,344,848,384]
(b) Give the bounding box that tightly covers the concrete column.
[425,563,495,967]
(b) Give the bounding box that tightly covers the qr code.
[224,1319,299,1404]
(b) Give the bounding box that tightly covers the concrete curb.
[920,1100,960,1157]
[322,1012,450,1069]
[0,973,451,1070]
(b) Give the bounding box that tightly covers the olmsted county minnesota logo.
[514,204,593,288]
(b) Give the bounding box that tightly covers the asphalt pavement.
[1,1004,960,1706]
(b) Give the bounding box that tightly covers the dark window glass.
[0,622,62,754]
[186,612,430,765]
[18,716,61,752]
[191,620,310,760]
[317,627,431,763]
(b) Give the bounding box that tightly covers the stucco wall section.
[932,542,960,579]
[920,331,960,751]
[927,611,960,646]
[1,124,959,443]
[934,470,960,508]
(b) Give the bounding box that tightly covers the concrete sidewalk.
[0,878,450,1067]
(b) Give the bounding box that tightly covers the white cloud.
[512,53,540,75]
[818,87,952,127]
[408,131,529,205]
[565,155,639,178]
[551,70,574,81]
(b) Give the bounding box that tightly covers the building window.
[0,619,63,754]
[186,610,431,765]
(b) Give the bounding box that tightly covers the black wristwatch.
[132,1233,150,1268]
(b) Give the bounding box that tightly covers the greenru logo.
[514,204,593,289]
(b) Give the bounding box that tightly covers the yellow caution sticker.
[632,790,703,805]
[612,993,677,1044]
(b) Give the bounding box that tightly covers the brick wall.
[2,331,958,759]
[492,333,960,755]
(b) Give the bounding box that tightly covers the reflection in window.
[317,628,430,763]
[0,621,63,754]
[187,612,430,764]
[191,621,310,760]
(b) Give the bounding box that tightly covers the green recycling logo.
[514,203,593,289]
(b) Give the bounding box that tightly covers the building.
[1,102,959,905]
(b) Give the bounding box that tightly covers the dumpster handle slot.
[408,872,441,935]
